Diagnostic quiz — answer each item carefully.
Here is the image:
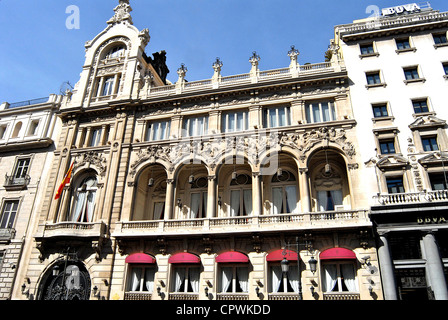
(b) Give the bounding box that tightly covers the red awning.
[169,252,201,264]
[216,251,249,263]
[266,249,299,261]
[125,253,156,264]
[320,248,356,260]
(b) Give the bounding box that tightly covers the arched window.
[70,175,98,222]
[314,166,344,212]
[12,122,22,138]
[229,173,252,216]
[104,45,126,60]
[271,170,298,214]
[189,176,208,219]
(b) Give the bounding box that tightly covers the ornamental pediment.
[409,115,446,129]
[376,155,409,169]
[418,152,448,167]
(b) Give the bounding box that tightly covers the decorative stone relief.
[73,151,107,176]
[280,127,356,161]
[107,0,133,25]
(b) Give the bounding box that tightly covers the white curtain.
[285,186,298,213]
[243,189,252,216]
[174,268,185,292]
[153,202,164,220]
[72,192,86,222]
[221,267,233,292]
[330,190,343,207]
[190,193,200,218]
[323,264,338,292]
[288,266,300,293]
[131,268,142,291]
[271,266,282,293]
[145,268,155,292]
[230,190,240,217]
[189,268,200,293]
[341,264,358,292]
[86,190,96,222]
[272,187,283,214]
[317,191,327,212]
[237,267,249,293]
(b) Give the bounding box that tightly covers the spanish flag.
[54,162,74,200]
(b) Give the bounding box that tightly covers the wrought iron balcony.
[323,292,360,300]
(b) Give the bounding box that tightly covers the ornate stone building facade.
[9,1,384,300]
[334,3,448,300]
[0,95,62,299]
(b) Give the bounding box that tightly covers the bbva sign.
[382,3,421,16]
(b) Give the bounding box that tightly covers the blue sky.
[1,0,447,104]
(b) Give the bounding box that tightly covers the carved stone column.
[422,230,448,300]
[377,231,398,300]
[207,176,217,218]
[252,172,262,216]
[164,179,175,220]
[299,168,311,212]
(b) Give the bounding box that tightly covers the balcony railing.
[323,292,360,300]
[168,293,199,300]
[114,210,370,237]
[124,292,152,300]
[268,293,301,300]
[216,293,249,300]
[4,174,30,190]
[0,228,16,243]
[35,221,107,239]
[373,190,448,206]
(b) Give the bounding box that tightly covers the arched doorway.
[38,260,91,300]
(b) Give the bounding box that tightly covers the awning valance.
[320,248,356,260]
[125,253,156,264]
[266,249,298,261]
[216,251,249,263]
[169,252,201,264]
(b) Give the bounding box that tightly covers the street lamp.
[282,234,315,300]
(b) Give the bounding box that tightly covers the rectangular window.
[89,128,102,147]
[386,177,405,194]
[360,43,374,55]
[317,190,343,212]
[404,67,420,80]
[429,173,448,191]
[0,200,19,229]
[219,266,249,293]
[127,266,156,292]
[182,115,209,137]
[433,33,448,45]
[372,103,389,118]
[422,136,439,152]
[263,106,291,128]
[322,263,358,293]
[379,139,396,154]
[396,38,411,50]
[269,265,300,293]
[412,99,429,114]
[172,266,200,293]
[443,63,448,76]
[222,110,249,133]
[366,72,382,85]
[145,120,170,141]
[305,101,336,123]
[190,192,207,219]
[14,158,30,179]
[101,77,115,96]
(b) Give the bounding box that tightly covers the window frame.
[386,176,405,194]
[126,265,156,293]
[221,110,249,133]
[270,170,299,214]
[321,261,359,293]
[170,265,201,293]
[421,135,439,152]
[145,119,171,141]
[365,70,385,88]
[69,175,98,223]
[305,101,337,124]
[412,98,430,114]
[0,200,20,229]
[218,265,249,294]
[379,139,397,155]
[372,103,389,118]
[263,105,292,128]
[182,115,209,137]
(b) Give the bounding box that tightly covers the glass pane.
[228,113,235,132]
[278,107,285,127]
[269,109,277,128]
[322,102,330,122]
[312,104,321,123]
[236,112,244,131]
